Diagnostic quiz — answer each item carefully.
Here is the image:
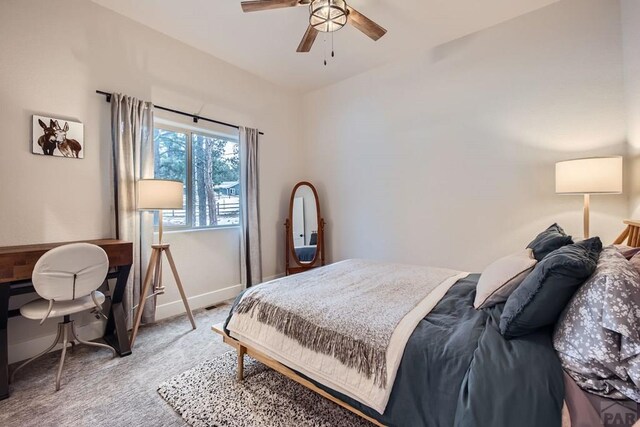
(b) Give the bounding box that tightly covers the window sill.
[153,226,241,235]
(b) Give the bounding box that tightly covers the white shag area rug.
[157,352,373,427]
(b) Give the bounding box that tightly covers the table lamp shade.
[137,179,183,210]
[556,157,623,195]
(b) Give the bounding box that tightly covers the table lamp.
[556,157,623,238]
[130,179,196,347]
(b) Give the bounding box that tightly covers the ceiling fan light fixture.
[309,0,348,33]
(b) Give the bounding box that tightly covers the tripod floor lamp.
[556,157,623,239]
[130,179,196,348]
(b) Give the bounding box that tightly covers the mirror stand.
[285,218,325,275]
[284,181,326,275]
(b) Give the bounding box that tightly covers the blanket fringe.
[235,294,388,388]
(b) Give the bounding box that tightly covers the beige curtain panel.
[111,93,156,327]
[240,127,262,287]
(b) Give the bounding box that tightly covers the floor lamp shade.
[555,157,623,238]
[137,179,183,210]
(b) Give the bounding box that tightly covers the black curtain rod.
[96,90,264,135]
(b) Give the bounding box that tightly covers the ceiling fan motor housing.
[309,0,348,32]
[239,0,386,53]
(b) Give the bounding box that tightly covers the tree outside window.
[153,127,240,229]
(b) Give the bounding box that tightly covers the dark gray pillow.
[527,223,573,261]
[500,237,602,339]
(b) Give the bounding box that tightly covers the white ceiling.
[91,0,559,91]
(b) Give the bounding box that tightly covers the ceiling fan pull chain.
[323,33,327,66]
[331,31,335,58]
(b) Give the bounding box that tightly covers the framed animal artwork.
[32,115,84,158]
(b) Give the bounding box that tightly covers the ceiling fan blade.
[241,0,298,13]
[346,6,387,41]
[297,25,319,53]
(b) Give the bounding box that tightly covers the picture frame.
[32,115,84,158]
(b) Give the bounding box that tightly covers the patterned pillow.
[614,245,640,260]
[629,251,640,277]
[553,247,640,402]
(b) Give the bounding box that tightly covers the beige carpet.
[0,303,233,427]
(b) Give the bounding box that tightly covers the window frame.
[153,122,240,232]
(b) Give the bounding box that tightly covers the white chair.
[11,243,116,391]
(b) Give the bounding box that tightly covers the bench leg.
[237,345,246,381]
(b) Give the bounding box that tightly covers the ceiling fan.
[240,0,387,53]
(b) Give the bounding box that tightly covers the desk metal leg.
[104,264,132,357]
[0,285,10,400]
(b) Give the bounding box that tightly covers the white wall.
[622,0,640,218]
[0,0,302,363]
[302,0,628,272]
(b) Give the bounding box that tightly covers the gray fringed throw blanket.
[231,260,464,391]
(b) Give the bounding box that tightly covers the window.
[153,125,240,229]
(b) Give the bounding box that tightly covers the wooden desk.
[0,239,133,400]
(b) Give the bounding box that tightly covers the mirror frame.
[285,181,325,273]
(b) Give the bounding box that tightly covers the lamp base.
[583,194,590,239]
[129,243,196,348]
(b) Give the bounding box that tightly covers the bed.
[216,262,564,427]
[213,221,640,427]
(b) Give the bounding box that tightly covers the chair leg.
[55,324,70,391]
[10,323,63,383]
[70,322,116,357]
[13,318,116,392]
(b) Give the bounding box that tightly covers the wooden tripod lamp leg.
[130,248,159,347]
[164,247,196,330]
[152,249,162,294]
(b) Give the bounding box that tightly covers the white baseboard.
[154,272,286,320]
[155,283,243,320]
[8,276,282,364]
[154,273,284,321]
[8,320,105,365]
[8,285,244,364]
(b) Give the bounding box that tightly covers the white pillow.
[474,248,537,309]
